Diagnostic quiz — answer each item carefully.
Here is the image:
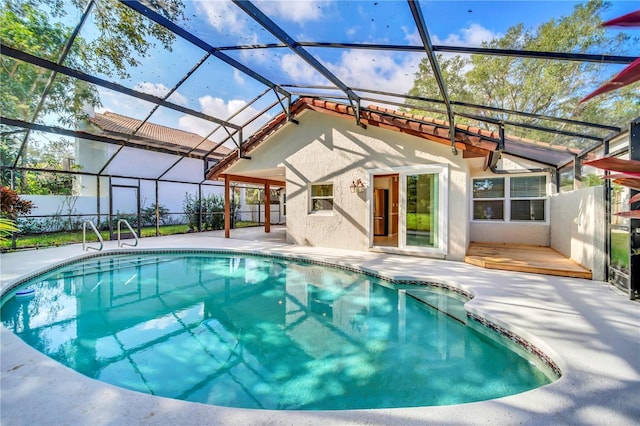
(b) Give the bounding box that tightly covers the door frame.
[367,164,449,257]
[372,174,398,241]
[109,179,141,240]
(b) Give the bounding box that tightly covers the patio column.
[224,176,230,238]
[265,182,271,233]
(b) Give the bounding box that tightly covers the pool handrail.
[117,219,139,248]
[82,220,104,252]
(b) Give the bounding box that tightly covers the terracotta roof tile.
[90,112,231,158]
[207,97,576,180]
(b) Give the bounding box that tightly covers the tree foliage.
[1,0,185,123]
[1,0,186,190]
[408,0,639,147]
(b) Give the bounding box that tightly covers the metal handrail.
[117,219,139,248]
[82,221,104,251]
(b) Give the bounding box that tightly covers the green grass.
[610,230,630,270]
[0,222,267,251]
[234,221,259,228]
[2,224,191,251]
[140,224,191,237]
[406,213,432,232]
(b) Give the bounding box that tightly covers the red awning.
[601,174,640,190]
[580,57,640,103]
[614,210,640,218]
[581,10,640,103]
[602,10,640,27]
[583,156,640,175]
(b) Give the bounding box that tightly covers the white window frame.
[472,177,506,221]
[472,174,549,223]
[509,175,547,222]
[309,182,334,214]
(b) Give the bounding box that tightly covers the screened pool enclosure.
[1,0,638,294]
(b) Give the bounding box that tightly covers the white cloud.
[402,26,422,46]
[432,23,498,47]
[135,82,171,97]
[166,91,189,106]
[233,69,246,86]
[257,0,328,23]
[280,53,328,86]
[134,82,189,106]
[325,50,421,96]
[178,96,271,147]
[197,0,329,46]
[198,0,246,34]
[403,23,498,47]
[95,88,154,120]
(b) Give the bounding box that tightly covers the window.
[473,178,505,220]
[473,175,546,222]
[510,176,546,221]
[310,183,333,212]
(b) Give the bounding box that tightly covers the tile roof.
[207,97,577,180]
[90,112,231,159]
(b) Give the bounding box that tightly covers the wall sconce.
[350,178,366,193]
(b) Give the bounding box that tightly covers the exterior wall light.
[350,178,366,193]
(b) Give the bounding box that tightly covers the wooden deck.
[465,243,592,279]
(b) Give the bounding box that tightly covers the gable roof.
[90,112,231,159]
[206,97,577,180]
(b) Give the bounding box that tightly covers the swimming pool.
[1,251,558,410]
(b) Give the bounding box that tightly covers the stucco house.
[208,98,602,278]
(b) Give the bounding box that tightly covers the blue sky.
[81,0,638,143]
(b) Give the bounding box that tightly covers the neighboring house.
[208,98,601,271]
[79,110,233,215]
[22,110,235,224]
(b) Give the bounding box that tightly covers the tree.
[0,0,185,189]
[408,0,639,147]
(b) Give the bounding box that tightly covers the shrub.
[141,203,170,227]
[0,218,19,242]
[183,193,231,231]
[1,186,33,220]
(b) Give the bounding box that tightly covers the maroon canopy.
[583,156,640,175]
[580,10,640,102]
[580,57,640,102]
[602,10,640,27]
[601,174,640,191]
[614,210,640,218]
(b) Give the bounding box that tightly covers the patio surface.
[1,226,638,425]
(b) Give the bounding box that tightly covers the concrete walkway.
[1,227,639,425]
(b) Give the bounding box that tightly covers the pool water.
[1,252,556,410]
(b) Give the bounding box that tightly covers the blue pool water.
[1,252,557,410]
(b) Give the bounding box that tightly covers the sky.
[72,0,639,145]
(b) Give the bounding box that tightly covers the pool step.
[404,289,468,324]
[47,255,186,280]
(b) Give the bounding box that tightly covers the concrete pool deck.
[1,227,639,425]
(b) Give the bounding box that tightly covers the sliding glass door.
[405,173,438,248]
[370,165,447,255]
